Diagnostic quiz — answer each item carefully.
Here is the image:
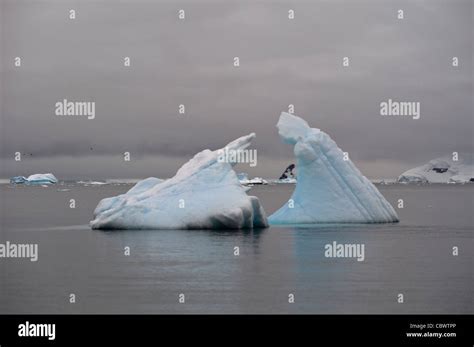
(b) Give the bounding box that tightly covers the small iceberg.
[268,112,399,224]
[10,176,28,184]
[91,134,268,230]
[275,164,297,183]
[398,155,473,183]
[10,173,58,185]
[249,177,268,185]
[237,173,268,185]
[279,164,296,180]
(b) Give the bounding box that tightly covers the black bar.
[0,315,471,346]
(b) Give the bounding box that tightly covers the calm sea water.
[0,183,472,314]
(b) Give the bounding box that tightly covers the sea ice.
[77,181,107,185]
[91,134,268,230]
[268,112,399,224]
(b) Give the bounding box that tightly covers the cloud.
[1,0,472,179]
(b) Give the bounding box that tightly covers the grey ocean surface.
[0,183,472,314]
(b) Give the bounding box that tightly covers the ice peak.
[277,112,315,145]
[224,132,255,153]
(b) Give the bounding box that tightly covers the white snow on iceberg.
[10,173,58,185]
[398,155,473,183]
[91,134,268,230]
[268,112,399,224]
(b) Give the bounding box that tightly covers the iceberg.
[237,173,268,185]
[237,172,249,182]
[398,155,473,183]
[279,164,296,180]
[246,177,268,185]
[91,177,164,222]
[268,112,399,224]
[91,134,268,230]
[10,173,58,185]
[10,176,28,184]
[26,173,58,184]
[276,164,297,183]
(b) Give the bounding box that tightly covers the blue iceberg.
[91,134,268,230]
[10,173,58,185]
[269,112,399,224]
[10,176,28,184]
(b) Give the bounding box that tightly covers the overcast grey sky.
[1,0,472,179]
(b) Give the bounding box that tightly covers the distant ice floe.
[268,112,399,224]
[273,177,297,184]
[77,180,108,186]
[373,179,398,186]
[10,173,58,185]
[398,155,473,183]
[104,178,143,185]
[90,134,268,230]
[237,173,268,185]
